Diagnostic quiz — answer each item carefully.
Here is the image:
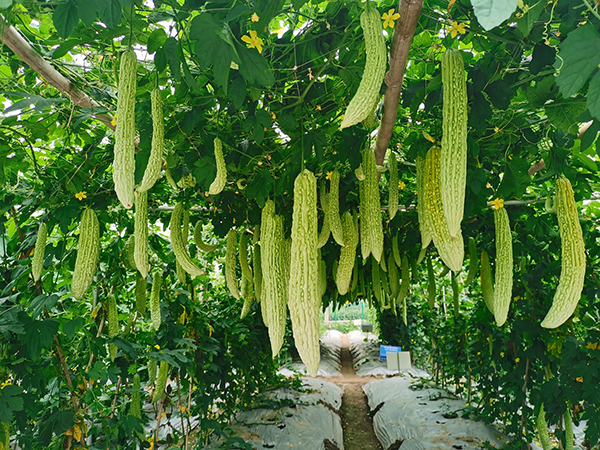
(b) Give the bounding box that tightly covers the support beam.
[374,0,423,166]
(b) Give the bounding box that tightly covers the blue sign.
[379,345,401,361]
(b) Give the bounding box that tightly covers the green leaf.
[246,169,273,207]
[516,0,545,38]
[237,44,274,87]
[0,385,24,422]
[587,70,600,121]
[28,293,59,319]
[62,317,84,339]
[526,76,557,106]
[164,37,182,82]
[76,0,96,26]
[0,0,12,10]
[228,76,246,110]
[555,25,600,97]
[22,319,59,360]
[470,0,517,30]
[581,120,600,152]
[498,157,530,198]
[546,100,587,133]
[485,79,514,110]
[53,0,79,39]
[97,0,121,28]
[147,28,168,54]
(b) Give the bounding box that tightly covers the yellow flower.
[490,198,504,210]
[251,13,259,22]
[398,181,406,190]
[111,114,117,127]
[382,9,400,28]
[586,342,599,350]
[515,357,520,363]
[500,352,505,357]
[316,105,321,110]
[271,112,276,119]
[241,30,264,53]
[575,376,584,383]
[75,191,87,201]
[486,182,492,189]
[449,21,466,38]
[326,171,333,180]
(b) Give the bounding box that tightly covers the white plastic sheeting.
[363,377,506,449]
[205,378,344,450]
[278,329,344,378]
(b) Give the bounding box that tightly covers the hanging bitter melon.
[72,209,100,300]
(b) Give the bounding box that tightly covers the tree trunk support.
[374,0,423,166]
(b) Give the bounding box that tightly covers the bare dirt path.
[320,334,382,450]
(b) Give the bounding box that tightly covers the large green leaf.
[587,70,600,121]
[546,100,587,133]
[53,0,79,39]
[555,25,600,98]
[0,385,24,423]
[470,0,517,30]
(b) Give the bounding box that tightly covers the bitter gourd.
[32,222,47,282]
[152,361,169,403]
[134,190,149,278]
[359,150,384,262]
[388,152,398,220]
[150,271,162,332]
[327,170,344,246]
[336,212,358,295]
[170,203,203,278]
[113,50,137,209]
[72,209,100,300]
[137,88,164,193]
[340,3,386,129]
[193,221,219,253]
[440,48,467,238]
[135,272,147,317]
[541,176,586,329]
[225,229,240,299]
[480,251,495,314]
[493,206,513,327]
[108,293,118,361]
[288,170,320,377]
[208,137,227,195]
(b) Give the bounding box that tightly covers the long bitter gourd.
[113,50,137,209]
[72,209,100,300]
[208,137,227,195]
[440,48,467,238]
[225,229,240,299]
[134,190,149,278]
[288,170,320,377]
[340,3,386,129]
[493,206,513,327]
[32,222,47,282]
[388,152,399,220]
[336,211,358,295]
[327,170,344,246]
[359,150,384,262]
[170,203,203,278]
[541,176,586,328]
[137,88,164,193]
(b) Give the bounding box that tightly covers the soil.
[320,334,383,450]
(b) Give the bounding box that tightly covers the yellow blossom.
[271,112,276,119]
[382,9,400,28]
[75,191,87,201]
[500,352,505,357]
[575,376,584,383]
[486,182,492,189]
[515,357,520,363]
[241,30,264,53]
[308,67,314,80]
[449,21,466,38]
[251,13,259,22]
[316,105,321,110]
[111,114,117,127]
[586,342,599,350]
[490,198,504,210]
[326,171,333,180]
[398,181,406,190]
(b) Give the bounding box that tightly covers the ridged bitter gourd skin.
[260,200,287,357]
[113,50,137,209]
[493,206,513,326]
[440,48,467,238]
[541,176,586,328]
[208,137,227,195]
[129,373,142,419]
[225,229,240,300]
[170,203,203,278]
[416,154,433,251]
[32,222,47,282]
[288,170,320,377]
[137,88,164,193]
[427,256,436,308]
[108,293,118,361]
[480,251,495,314]
[388,252,400,298]
[135,272,147,317]
[336,211,358,295]
[423,147,464,272]
[150,271,162,332]
[340,4,386,129]
[152,361,169,403]
[388,152,399,220]
[398,254,410,325]
[317,191,331,248]
[72,209,100,300]
[359,150,384,262]
[536,404,552,450]
[327,170,344,246]
[134,190,149,278]
[193,221,219,253]
[253,243,262,303]
[239,231,253,281]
